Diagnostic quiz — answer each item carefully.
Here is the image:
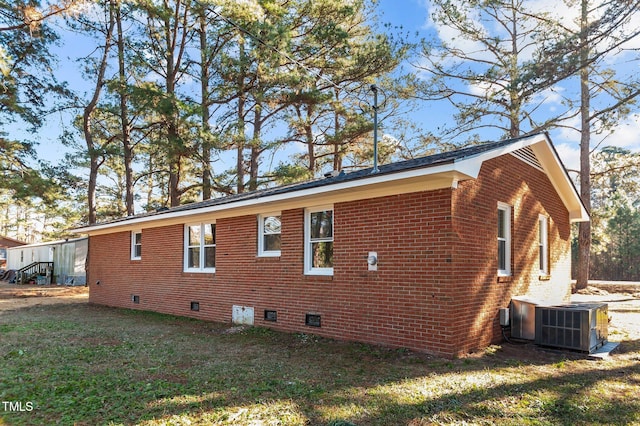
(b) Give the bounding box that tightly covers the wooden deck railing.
[16,262,54,285]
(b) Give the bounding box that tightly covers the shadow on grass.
[1,303,639,425]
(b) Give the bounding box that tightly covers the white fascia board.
[74,162,476,235]
[530,140,589,223]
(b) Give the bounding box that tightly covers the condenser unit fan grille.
[535,303,607,353]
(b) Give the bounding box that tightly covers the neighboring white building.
[6,237,87,285]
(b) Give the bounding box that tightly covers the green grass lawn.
[1,303,639,425]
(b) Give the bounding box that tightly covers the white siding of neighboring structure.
[6,238,87,285]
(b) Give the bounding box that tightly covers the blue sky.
[375,0,640,175]
[15,0,640,178]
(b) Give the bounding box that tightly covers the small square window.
[191,301,200,311]
[132,295,140,304]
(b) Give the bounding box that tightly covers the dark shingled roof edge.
[77,132,550,229]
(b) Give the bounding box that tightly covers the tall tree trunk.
[576,0,592,290]
[82,0,115,224]
[236,93,246,193]
[332,97,341,171]
[235,35,247,194]
[162,0,191,206]
[248,102,262,191]
[199,9,212,200]
[165,13,180,207]
[508,1,520,138]
[116,0,134,215]
[146,154,155,210]
[304,104,315,173]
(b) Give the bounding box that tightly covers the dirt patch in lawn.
[0,281,88,313]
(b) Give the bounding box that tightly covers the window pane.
[264,234,281,251]
[312,241,333,268]
[134,245,142,258]
[203,224,215,245]
[189,226,200,246]
[539,246,544,271]
[205,246,216,268]
[539,222,543,242]
[263,216,281,234]
[311,210,333,239]
[134,233,142,245]
[498,240,506,270]
[188,247,200,268]
[498,210,505,238]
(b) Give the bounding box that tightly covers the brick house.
[75,133,588,358]
[0,235,26,269]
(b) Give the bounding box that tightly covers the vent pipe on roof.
[370,84,379,174]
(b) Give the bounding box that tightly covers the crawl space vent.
[305,314,321,327]
[264,310,277,322]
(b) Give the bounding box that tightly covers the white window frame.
[304,205,334,276]
[497,202,512,277]
[184,222,216,273]
[539,215,549,275]
[257,213,282,257]
[131,230,142,260]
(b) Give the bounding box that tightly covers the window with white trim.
[539,215,549,275]
[184,223,216,272]
[304,206,333,275]
[258,213,281,257]
[131,230,142,260]
[497,203,511,276]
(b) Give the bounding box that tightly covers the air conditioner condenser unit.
[535,303,608,353]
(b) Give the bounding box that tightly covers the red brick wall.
[450,154,572,353]
[88,153,572,358]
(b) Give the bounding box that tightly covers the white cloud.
[423,0,580,65]
[531,85,565,111]
[596,114,640,151]
[550,110,640,176]
[554,142,581,174]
